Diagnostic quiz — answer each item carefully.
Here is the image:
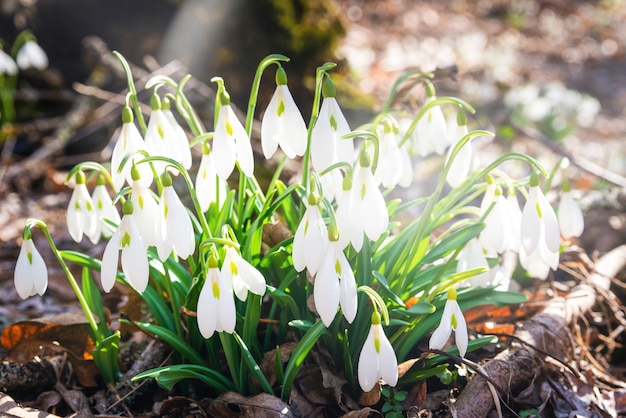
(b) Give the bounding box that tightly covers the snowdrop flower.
[558,189,584,239]
[213,91,254,179]
[375,123,403,189]
[67,171,97,243]
[14,236,48,299]
[415,86,447,156]
[90,175,121,242]
[130,166,159,248]
[506,189,523,252]
[520,172,560,276]
[310,78,353,172]
[314,240,357,326]
[456,238,490,287]
[195,143,227,213]
[261,66,307,159]
[292,196,329,275]
[144,94,182,175]
[16,40,48,70]
[358,311,398,392]
[155,172,195,261]
[478,187,512,255]
[101,200,149,293]
[197,256,236,338]
[445,111,473,188]
[397,143,413,188]
[0,49,17,75]
[429,287,468,358]
[335,177,359,250]
[349,152,388,250]
[110,106,152,191]
[222,246,266,302]
[163,97,192,170]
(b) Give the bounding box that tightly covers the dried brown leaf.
[207,391,293,418]
[0,391,62,418]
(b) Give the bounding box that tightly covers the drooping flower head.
[374,121,403,189]
[222,246,266,302]
[144,93,182,175]
[162,96,192,170]
[197,255,236,339]
[110,106,152,191]
[478,186,512,255]
[520,172,560,278]
[90,174,121,242]
[16,39,48,70]
[14,233,48,299]
[155,171,195,261]
[129,164,159,248]
[67,171,97,243]
[429,287,468,358]
[101,200,149,293]
[292,191,329,275]
[261,66,307,159]
[0,48,17,75]
[357,311,398,392]
[195,143,227,213]
[414,83,447,156]
[445,111,474,188]
[213,87,254,179]
[558,181,584,239]
[310,77,353,172]
[314,237,357,327]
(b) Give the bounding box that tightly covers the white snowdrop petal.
[216,274,236,334]
[213,107,238,179]
[121,217,149,292]
[537,191,561,253]
[520,188,541,255]
[357,329,379,392]
[377,330,399,386]
[314,251,341,327]
[452,303,468,357]
[101,231,121,293]
[558,192,584,238]
[197,274,218,338]
[261,89,283,159]
[339,260,357,323]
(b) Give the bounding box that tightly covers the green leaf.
[133,364,235,393]
[125,319,207,367]
[420,222,484,266]
[280,320,326,400]
[392,301,435,317]
[233,332,273,394]
[92,331,121,384]
[372,271,405,307]
[288,319,314,331]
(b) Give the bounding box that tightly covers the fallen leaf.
[0,391,62,418]
[207,392,293,418]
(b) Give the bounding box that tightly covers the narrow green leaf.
[133,364,235,393]
[233,332,273,394]
[372,271,405,307]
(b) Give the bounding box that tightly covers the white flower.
[375,127,403,189]
[155,174,195,261]
[314,241,357,326]
[14,237,48,299]
[519,245,555,280]
[397,143,413,188]
[292,201,329,275]
[520,177,560,275]
[457,238,490,287]
[506,191,523,252]
[358,311,398,392]
[16,40,48,70]
[222,247,266,302]
[214,103,253,179]
[197,262,236,338]
[163,100,192,170]
[261,69,307,159]
[349,156,388,250]
[310,83,353,172]
[478,188,512,255]
[130,176,159,248]
[195,145,227,213]
[335,180,359,250]
[0,49,17,75]
[558,190,584,239]
[429,287,468,358]
[101,202,149,293]
[110,108,152,191]
[67,172,97,243]
[445,114,473,188]
[90,179,121,242]
[144,98,182,175]
[415,96,447,156]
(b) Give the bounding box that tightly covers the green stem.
[113,51,147,134]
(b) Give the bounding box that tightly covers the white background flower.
[14,238,48,299]
[110,115,152,191]
[16,40,48,70]
[195,148,227,213]
[0,49,17,75]
[91,182,121,242]
[67,176,97,243]
[558,190,584,239]
[292,202,329,275]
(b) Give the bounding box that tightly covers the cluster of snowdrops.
[13,53,584,399]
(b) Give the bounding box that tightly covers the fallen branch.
[453,245,626,418]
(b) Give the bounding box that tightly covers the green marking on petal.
[535,201,542,218]
[97,200,103,210]
[303,219,309,235]
[335,259,341,275]
[86,201,93,212]
[163,203,169,219]
[330,114,337,131]
[230,259,238,275]
[360,183,367,200]
[121,231,131,247]
[138,195,144,210]
[277,100,285,117]
[226,121,233,137]
[157,125,165,139]
[374,335,380,354]
[27,251,33,265]
[451,312,458,329]
[75,201,81,211]
[212,280,220,299]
